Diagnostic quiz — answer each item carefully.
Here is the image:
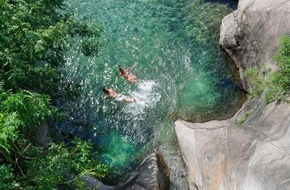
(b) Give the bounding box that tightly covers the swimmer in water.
[117,63,138,83]
[102,88,136,103]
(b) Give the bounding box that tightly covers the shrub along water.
[244,35,290,104]
[0,0,106,189]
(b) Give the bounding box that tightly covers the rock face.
[80,153,170,190]
[34,122,49,147]
[175,100,290,189]
[117,153,170,190]
[219,0,290,89]
[175,0,290,189]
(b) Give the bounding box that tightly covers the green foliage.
[0,0,63,92]
[0,164,20,190]
[235,111,250,124]
[23,138,108,189]
[0,86,55,162]
[79,37,103,56]
[0,0,105,188]
[1,90,54,128]
[0,84,106,190]
[244,35,290,103]
[244,65,284,103]
[273,35,290,90]
[244,67,265,98]
[263,72,285,103]
[0,112,21,162]
[0,0,102,93]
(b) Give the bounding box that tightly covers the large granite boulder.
[219,0,290,89]
[175,0,290,190]
[117,153,170,190]
[175,100,290,190]
[79,152,170,190]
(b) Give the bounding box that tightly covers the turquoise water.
[57,0,244,186]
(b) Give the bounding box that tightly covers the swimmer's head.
[102,88,109,94]
[118,66,126,74]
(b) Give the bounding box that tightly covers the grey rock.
[117,153,170,190]
[220,0,290,90]
[34,122,49,147]
[78,153,170,190]
[175,100,290,189]
[175,1,290,189]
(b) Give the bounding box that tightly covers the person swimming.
[102,88,136,103]
[118,64,138,83]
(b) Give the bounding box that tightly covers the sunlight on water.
[57,0,243,187]
[124,80,161,118]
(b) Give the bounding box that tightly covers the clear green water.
[58,0,244,186]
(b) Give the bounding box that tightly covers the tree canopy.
[0,0,106,189]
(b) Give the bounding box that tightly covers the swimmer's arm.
[115,74,121,82]
[122,97,136,103]
[126,62,138,71]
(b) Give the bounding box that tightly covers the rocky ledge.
[219,0,290,89]
[175,99,290,189]
[175,0,290,189]
[79,152,170,190]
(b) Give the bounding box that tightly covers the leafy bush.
[0,164,20,190]
[0,0,102,94]
[1,90,54,128]
[244,67,265,98]
[24,138,108,189]
[0,87,55,161]
[273,35,290,91]
[244,35,290,103]
[0,112,21,162]
[0,0,106,188]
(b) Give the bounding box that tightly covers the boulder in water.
[79,152,170,190]
[116,152,170,190]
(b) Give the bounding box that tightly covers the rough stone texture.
[79,153,170,190]
[175,0,290,190]
[116,153,170,190]
[175,100,290,190]
[34,122,49,147]
[219,0,290,89]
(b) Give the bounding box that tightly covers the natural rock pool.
[56,0,243,188]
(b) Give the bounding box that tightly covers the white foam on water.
[123,80,161,119]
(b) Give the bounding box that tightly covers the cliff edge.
[220,0,290,89]
[175,0,290,189]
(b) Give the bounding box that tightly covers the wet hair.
[118,66,126,75]
[102,88,109,93]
